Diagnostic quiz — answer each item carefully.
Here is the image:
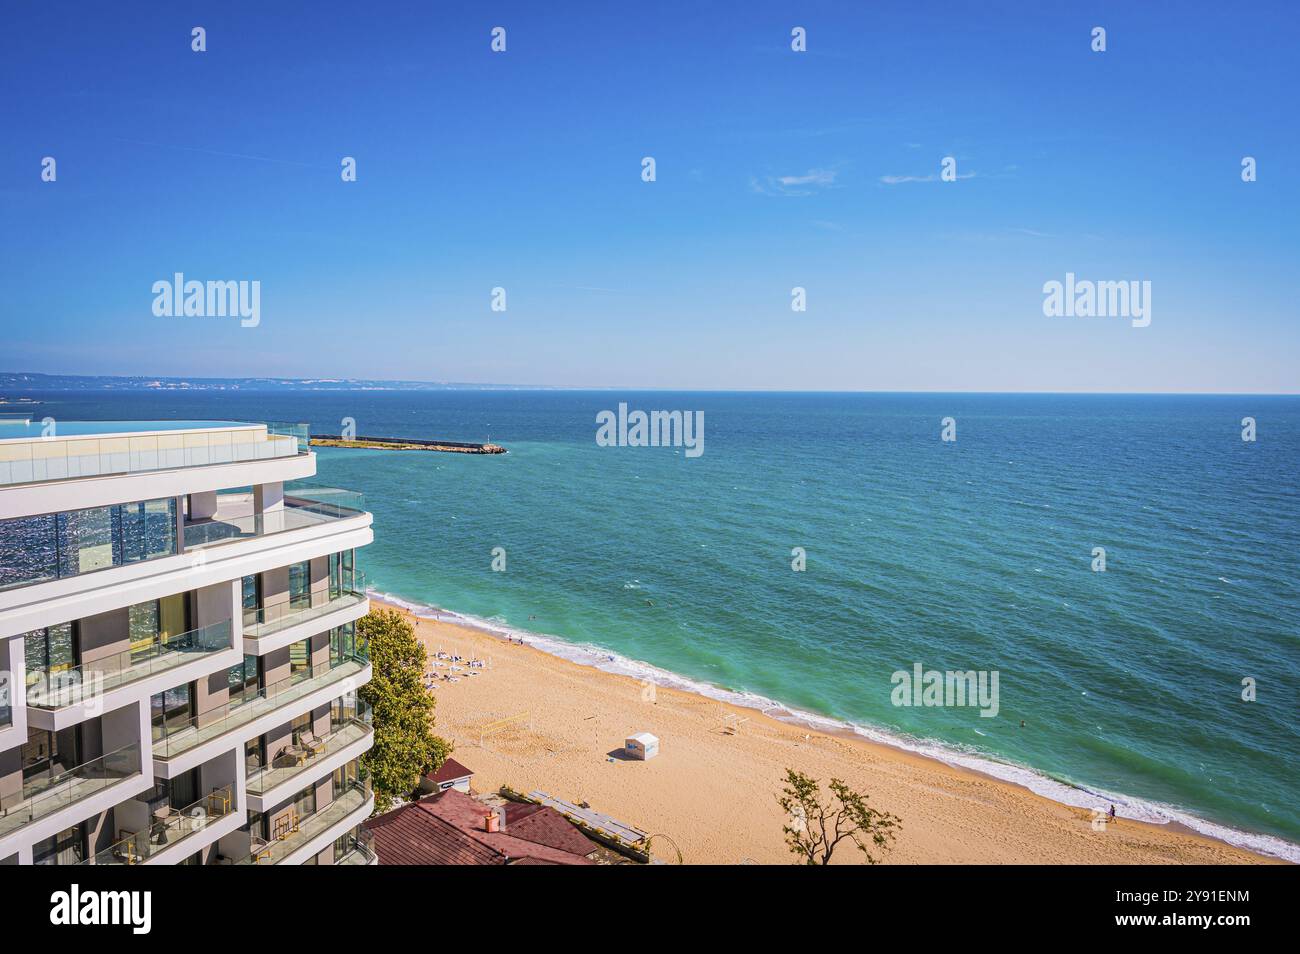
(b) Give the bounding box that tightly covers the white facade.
[0,421,378,865]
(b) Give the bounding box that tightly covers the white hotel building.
[0,420,376,865]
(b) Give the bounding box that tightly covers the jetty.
[309,435,506,454]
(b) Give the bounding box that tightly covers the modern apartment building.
[0,420,377,865]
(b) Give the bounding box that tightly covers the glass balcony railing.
[25,621,232,709]
[81,785,236,865]
[243,576,368,640]
[0,425,299,489]
[0,743,141,839]
[336,826,377,865]
[151,654,369,759]
[264,422,310,453]
[246,716,373,798]
[236,779,371,864]
[183,490,366,551]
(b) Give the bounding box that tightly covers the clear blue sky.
[2,1,1297,391]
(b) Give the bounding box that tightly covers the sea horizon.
[3,372,1299,397]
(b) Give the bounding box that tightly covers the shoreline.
[370,592,1292,865]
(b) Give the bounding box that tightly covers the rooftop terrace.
[0,420,301,487]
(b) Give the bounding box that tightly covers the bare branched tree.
[778,768,901,865]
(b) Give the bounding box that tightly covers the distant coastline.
[3,372,1298,396]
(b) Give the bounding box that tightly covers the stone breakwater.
[310,435,506,454]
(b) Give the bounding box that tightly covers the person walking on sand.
[1108,804,1116,823]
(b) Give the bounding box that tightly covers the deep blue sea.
[26,390,1300,858]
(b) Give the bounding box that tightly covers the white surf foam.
[370,587,1300,863]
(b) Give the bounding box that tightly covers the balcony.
[237,779,372,864]
[0,743,141,840]
[244,575,368,641]
[246,716,373,804]
[81,785,235,865]
[25,621,232,710]
[183,487,366,551]
[151,654,369,760]
[335,827,378,865]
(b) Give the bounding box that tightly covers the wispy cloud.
[879,171,978,185]
[751,168,839,196]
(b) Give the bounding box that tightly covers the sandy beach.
[379,599,1282,865]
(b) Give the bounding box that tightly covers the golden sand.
[381,600,1280,865]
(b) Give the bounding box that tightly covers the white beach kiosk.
[625,732,659,760]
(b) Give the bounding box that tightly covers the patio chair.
[113,830,143,864]
[298,730,326,756]
[250,836,273,864]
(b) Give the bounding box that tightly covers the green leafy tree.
[358,608,451,808]
[778,768,901,865]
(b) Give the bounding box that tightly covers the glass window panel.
[293,784,316,819]
[0,498,175,592]
[288,561,311,609]
[57,506,117,576]
[245,737,264,773]
[241,575,259,609]
[158,592,187,641]
[328,553,340,599]
[152,684,192,738]
[290,638,311,675]
[25,623,76,673]
[118,500,145,564]
[0,514,58,589]
[143,497,177,561]
[33,825,84,865]
[227,654,259,703]
[128,601,161,660]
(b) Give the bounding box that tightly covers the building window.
[328,553,342,600]
[0,497,177,592]
[288,638,312,679]
[228,654,260,706]
[0,514,58,589]
[119,498,177,564]
[21,725,80,784]
[24,622,77,676]
[150,683,193,740]
[330,622,359,666]
[33,824,85,865]
[241,574,261,626]
[245,736,265,774]
[332,758,359,797]
[57,505,116,576]
[288,560,311,609]
[293,783,316,821]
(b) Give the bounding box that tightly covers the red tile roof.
[364,788,598,866]
[363,801,504,866]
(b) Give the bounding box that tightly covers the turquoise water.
[39,390,1300,858]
